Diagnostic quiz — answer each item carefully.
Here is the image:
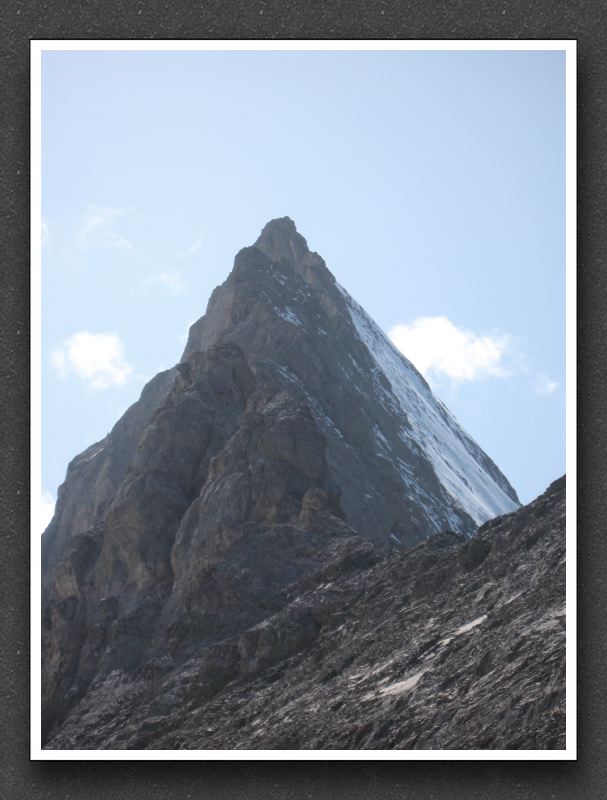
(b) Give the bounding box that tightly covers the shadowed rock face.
[42,218,536,749]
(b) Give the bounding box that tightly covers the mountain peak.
[42,220,527,748]
[254,217,309,265]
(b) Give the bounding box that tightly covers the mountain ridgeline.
[41,219,564,751]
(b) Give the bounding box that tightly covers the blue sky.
[40,48,566,524]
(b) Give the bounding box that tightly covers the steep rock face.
[46,477,566,750]
[185,217,518,538]
[41,218,521,745]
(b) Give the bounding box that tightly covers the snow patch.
[338,286,518,527]
[276,306,302,327]
[374,425,390,452]
[379,669,426,696]
[454,615,487,635]
[503,591,524,606]
[271,270,287,285]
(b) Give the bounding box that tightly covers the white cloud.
[389,316,512,384]
[534,373,558,396]
[51,331,133,389]
[142,270,189,296]
[42,219,50,247]
[40,490,56,533]
[74,205,134,252]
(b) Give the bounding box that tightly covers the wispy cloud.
[40,490,56,533]
[51,331,133,389]
[74,205,134,252]
[178,236,203,259]
[389,316,513,384]
[42,219,50,248]
[142,270,189,296]
[534,373,558,396]
[177,229,206,259]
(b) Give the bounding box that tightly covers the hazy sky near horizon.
[40,48,566,525]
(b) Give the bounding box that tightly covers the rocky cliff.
[40,218,553,751]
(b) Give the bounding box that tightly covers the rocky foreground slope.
[46,476,565,750]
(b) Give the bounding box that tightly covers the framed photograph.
[31,40,575,760]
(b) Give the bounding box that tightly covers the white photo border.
[30,38,577,761]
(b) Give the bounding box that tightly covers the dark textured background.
[1,1,604,797]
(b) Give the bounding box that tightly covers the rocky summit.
[41,218,564,750]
